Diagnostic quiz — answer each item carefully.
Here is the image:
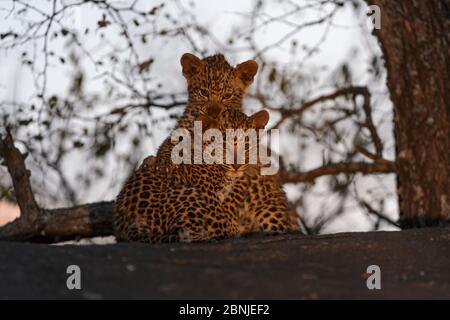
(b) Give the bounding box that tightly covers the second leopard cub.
[114,104,270,243]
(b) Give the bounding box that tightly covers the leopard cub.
[114,104,270,243]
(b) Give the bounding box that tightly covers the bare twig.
[271,86,369,129]
[360,89,383,157]
[360,200,400,228]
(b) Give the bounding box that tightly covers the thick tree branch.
[0,130,114,242]
[41,201,114,241]
[0,129,41,223]
[0,201,115,242]
[280,160,397,184]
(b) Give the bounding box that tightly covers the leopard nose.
[232,164,241,170]
[207,102,223,117]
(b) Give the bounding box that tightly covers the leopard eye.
[222,92,232,100]
[200,89,209,97]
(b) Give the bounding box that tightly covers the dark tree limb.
[40,201,114,242]
[0,201,115,243]
[0,130,114,242]
[280,160,396,184]
[0,129,41,231]
[359,88,383,158]
[360,200,400,228]
[272,86,370,129]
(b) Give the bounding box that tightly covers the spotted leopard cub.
[156,53,299,235]
[155,53,258,173]
[114,105,270,243]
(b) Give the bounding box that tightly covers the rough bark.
[0,201,115,242]
[367,0,450,227]
[0,130,41,230]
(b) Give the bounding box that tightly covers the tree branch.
[280,160,397,184]
[359,88,383,157]
[272,86,370,129]
[0,130,114,242]
[0,201,114,242]
[41,201,114,241]
[360,200,400,228]
[0,129,41,223]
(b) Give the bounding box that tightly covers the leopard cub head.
[198,103,270,176]
[180,53,258,111]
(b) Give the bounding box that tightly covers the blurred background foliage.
[0,0,397,233]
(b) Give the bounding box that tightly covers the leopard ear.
[235,60,258,89]
[181,53,203,79]
[249,110,269,129]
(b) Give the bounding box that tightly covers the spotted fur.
[114,107,269,242]
[156,53,258,166]
[115,53,299,243]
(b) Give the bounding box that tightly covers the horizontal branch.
[280,160,397,184]
[0,158,397,242]
[42,201,114,241]
[0,201,114,242]
[272,86,369,129]
[95,100,187,120]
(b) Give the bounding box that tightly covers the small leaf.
[268,68,277,83]
[132,137,140,147]
[148,4,164,15]
[18,119,33,126]
[97,15,111,28]
[280,76,288,93]
[138,58,154,74]
[48,96,59,108]
[94,142,111,157]
[73,141,84,148]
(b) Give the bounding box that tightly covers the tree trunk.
[367,0,450,227]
